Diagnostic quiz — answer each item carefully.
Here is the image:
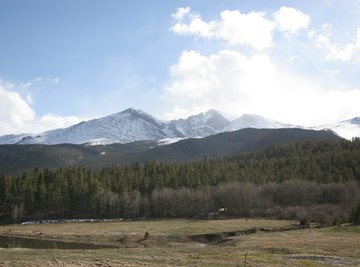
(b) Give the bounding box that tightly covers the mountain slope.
[0,128,341,175]
[0,141,157,175]
[138,128,341,163]
[0,109,232,145]
[168,110,230,138]
[10,108,174,145]
[316,117,360,140]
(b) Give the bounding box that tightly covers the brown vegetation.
[0,219,359,266]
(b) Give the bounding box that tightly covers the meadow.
[0,218,359,266]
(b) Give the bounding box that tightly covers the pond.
[0,235,118,249]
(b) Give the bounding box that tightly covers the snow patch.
[157,138,186,146]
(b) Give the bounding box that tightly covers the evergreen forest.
[1,138,360,225]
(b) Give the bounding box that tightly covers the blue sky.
[1,0,360,134]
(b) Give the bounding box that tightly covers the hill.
[0,128,341,175]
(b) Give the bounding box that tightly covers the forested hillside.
[0,128,340,175]
[1,138,359,225]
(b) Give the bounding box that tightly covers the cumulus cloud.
[172,7,191,21]
[274,7,310,34]
[313,28,360,61]
[0,81,80,135]
[164,50,276,113]
[171,7,276,50]
[0,84,36,133]
[33,114,81,132]
[219,10,275,49]
[163,50,360,125]
[171,7,217,38]
[171,6,311,50]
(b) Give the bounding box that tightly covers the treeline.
[0,138,360,224]
[151,180,360,226]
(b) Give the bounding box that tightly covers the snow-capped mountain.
[316,117,360,140]
[1,108,175,145]
[168,110,230,138]
[0,108,358,145]
[0,108,230,145]
[223,114,296,132]
[0,133,34,145]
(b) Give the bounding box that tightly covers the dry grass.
[0,219,359,266]
[0,218,293,245]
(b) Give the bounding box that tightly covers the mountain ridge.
[0,108,359,145]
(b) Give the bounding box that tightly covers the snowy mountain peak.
[4,108,170,145]
[110,108,164,128]
[204,109,222,117]
[0,109,358,145]
[120,107,144,116]
[224,114,295,132]
[168,110,230,138]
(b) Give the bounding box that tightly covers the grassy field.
[0,219,359,266]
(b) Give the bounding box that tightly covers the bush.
[144,232,150,240]
[296,209,310,227]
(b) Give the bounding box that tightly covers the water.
[0,235,117,249]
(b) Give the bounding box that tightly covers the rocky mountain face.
[167,110,230,138]
[1,108,171,145]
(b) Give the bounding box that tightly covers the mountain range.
[0,108,359,145]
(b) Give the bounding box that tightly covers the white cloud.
[172,7,191,21]
[274,7,310,34]
[164,50,276,113]
[26,94,34,105]
[20,82,32,89]
[163,49,277,119]
[18,77,60,90]
[0,81,80,135]
[34,114,81,132]
[48,77,60,84]
[171,6,312,50]
[0,84,36,133]
[171,7,275,50]
[171,7,217,38]
[163,50,360,125]
[166,6,360,125]
[218,10,275,49]
[314,28,360,61]
[163,105,211,121]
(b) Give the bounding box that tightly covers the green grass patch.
[264,247,294,255]
[322,225,360,234]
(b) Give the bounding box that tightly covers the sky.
[1,0,360,135]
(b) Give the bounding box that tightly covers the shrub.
[144,232,150,240]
